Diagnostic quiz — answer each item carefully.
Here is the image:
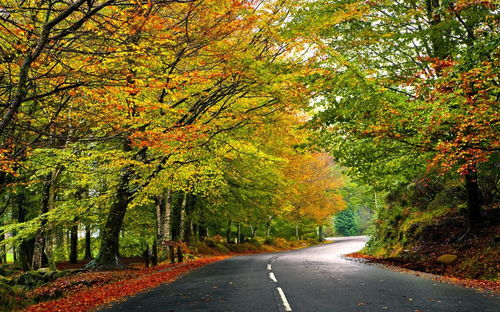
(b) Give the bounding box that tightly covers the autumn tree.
[302,0,499,230]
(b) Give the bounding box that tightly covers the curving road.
[100,236,499,311]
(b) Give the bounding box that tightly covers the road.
[100,236,499,311]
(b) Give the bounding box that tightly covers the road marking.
[277,287,292,311]
[267,264,272,270]
[269,272,278,282]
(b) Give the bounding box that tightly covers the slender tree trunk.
[17,192,33,271]
[318,225,324,242]
[0,224,5,263]
[161,189,175,263]
[236,222,241,244]
[177,245,183,263]
[154,195,164,260]
[179,192,187,241]
[265,216,273,239]
[250,225,257,238]
[84,225,92,259]
[295,222,299,240]
[32,174,52,269]
[226,221,232,243]
[155,195,164,238]
[152,239,158,266]
[33,167,62,269]
[465,169,481,231]
[162,189,172,241]
[188,221,194,242]
[69,220,78,263]
[143,244,150,268]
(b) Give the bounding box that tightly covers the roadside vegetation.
[1,237,322,312]
[309,0,499,287]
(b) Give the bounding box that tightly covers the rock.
[437,254,457,264]
[16,271,45,288]
[37,267,50,273]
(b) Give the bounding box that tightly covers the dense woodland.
[0,0,348,272]
[0,0,498,280]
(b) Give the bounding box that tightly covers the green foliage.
[333,180,374,236]
[334,208,358,236]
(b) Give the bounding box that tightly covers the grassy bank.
[349,207,499,292]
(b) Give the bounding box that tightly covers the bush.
[213,243,230,254]
[0,281,16,311]
[271,238,290,249]
[247,238,263,247]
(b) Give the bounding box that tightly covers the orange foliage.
[285,153,346,224]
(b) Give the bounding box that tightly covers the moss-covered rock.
[437,254,458,264]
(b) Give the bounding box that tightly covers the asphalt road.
[100,236,500,312]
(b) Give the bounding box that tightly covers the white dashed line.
[269,272,278,282]
[267,264,272,270]
[277,287,292,311]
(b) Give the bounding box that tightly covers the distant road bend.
[101,236,500,312]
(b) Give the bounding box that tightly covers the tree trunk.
[33,167,62,269]
[69,220,78,264]
[143,244,150,268]
[179,192,187,241]
[154,195,164,260]
[152,239,158,266]
[32,174,52,269]
[250,225,257,238]
[295,222,299,240]
[0,225,5,263]
[162,189,172,242]
[465,169,481,231]
[177,245,183,263]
[236,222,241,244]
[226,221,232,243]
[17,192,33,271]
[155,195,163,239]
[318,225,324,242]
[88,167,131,270]
[265,216,273,239]
[84,225,92,259]
[169,246,175,263]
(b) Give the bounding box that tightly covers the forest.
[0,0,498,310]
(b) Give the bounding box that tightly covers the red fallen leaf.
[24,256,228,312]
